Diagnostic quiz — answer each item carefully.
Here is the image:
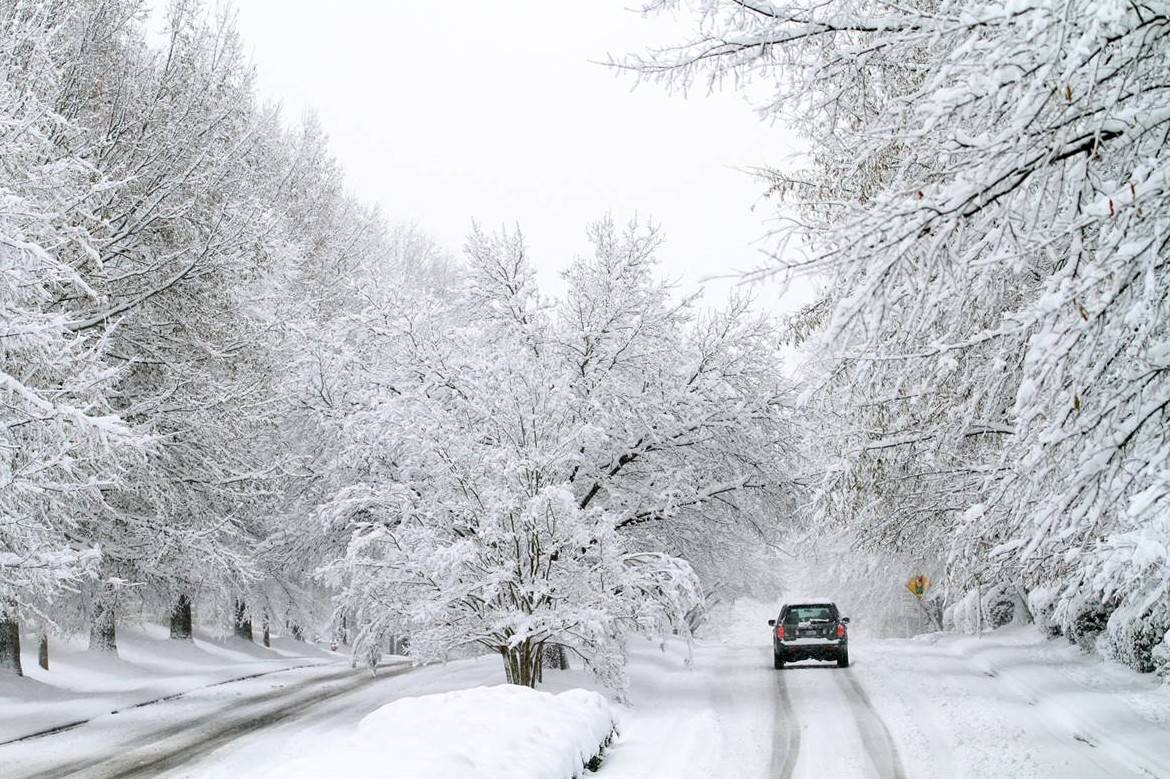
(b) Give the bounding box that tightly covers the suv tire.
[837,649,850,668]
[773,654,785,669]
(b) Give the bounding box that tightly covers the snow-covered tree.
[319,219,792,687]
[1,0,473,668]
[0,0,156,673]
[636,0,1170,671]
[0,0,317,657]
[41,0,294,650]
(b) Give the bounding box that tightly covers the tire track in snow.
[104,668,413,779]
[835,667,907,779]
[12,664,414,779]
[0,661,328,748]
[769,669,801,778]
[12,666,358,779]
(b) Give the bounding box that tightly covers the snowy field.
[3,602,1169,778]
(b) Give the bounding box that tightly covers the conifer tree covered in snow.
[319,219,792,687]
[636,0,1170,671]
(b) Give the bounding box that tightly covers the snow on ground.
[0,624,337,744]
[591,639,775,778]
[0,660,411,779]
[5,601,1170,779]
[249,685,614,779]
[593,597,1170,779]
[695,598,1170,778]
[585,599,778,779]
[168,633,775,779]
[856,627,1170,778]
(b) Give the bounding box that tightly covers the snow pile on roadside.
[266,684,615,779]
[858,625,1170,777]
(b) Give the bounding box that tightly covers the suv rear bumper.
[774,639,846,663]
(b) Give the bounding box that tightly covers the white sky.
[204,0,812,311]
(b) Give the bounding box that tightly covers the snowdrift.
[267,684,615,779]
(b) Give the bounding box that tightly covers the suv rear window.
[783,604,836,623]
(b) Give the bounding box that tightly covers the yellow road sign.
[906,575,930,598]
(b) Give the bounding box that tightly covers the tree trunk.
[262,613,270,648]
[233,598,253,641]
[89,583,118,653]
[288,621,304,642]
[501,640,541,687]
[38,633,49,671]
[975,582,984,635]
[170,594,193,640]
[0,611,22,676]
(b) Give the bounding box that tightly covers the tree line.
[0,0,454,673]
[1,0,793,685]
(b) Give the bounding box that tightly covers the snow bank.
[862,625,1170,777]
[267,684,615,779]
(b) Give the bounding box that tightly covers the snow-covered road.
[596,596,1170,779]
[773,661,905,779]
[600,632,1170,779]
[0,662,416,779]
[4,621,1169,778]
[596,641,908,779]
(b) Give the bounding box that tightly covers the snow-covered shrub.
[982,586,1027,630]
[1103,613,1170,675]
[944,586,1030,634]
[1082,507,1170,673]
[1152,633,1170,680]
[944,589,980,634]
[1027,587,1063,639]
[1098,580,1170,675]
[1056,597,1116,654]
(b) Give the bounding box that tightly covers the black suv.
[768,601,850,668]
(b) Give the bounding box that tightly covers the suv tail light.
[836,623,846,638]
[775,625,785,640]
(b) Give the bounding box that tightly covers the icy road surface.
[2,624,1169,777]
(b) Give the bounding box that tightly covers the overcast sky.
[203,0,809,309]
